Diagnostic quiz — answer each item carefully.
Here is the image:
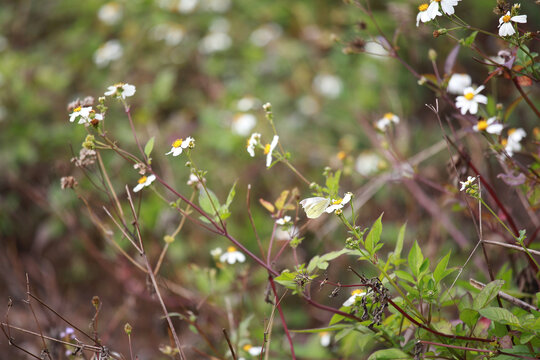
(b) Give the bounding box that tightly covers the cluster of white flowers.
[299,192,353,219]
[375,112,399,132]
[165,137,195,156]
[69,106,103,124]
[275,215,291,226]
[104,83,136,99]
[245,132,279,168]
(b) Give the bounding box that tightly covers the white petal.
[487,124,503,135]
[133,183,144,192]
[511,15,527,23]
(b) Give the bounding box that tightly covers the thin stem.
[268,277,296,359]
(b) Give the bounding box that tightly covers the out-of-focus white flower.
[98,2,123,25]
[250,23,283,47]
[355,152,383,176]
[313,74,343,99]
[319,332,331,347]
[275,216,291,226]
[151,24,185,46]
[416,2,441,26]
[243,345,262,356]
[220,246,246,264]
[438,0,460,15]
[177,0,199,13]
[246,133,261,157]
[237,96,258,111]
[459,176,476,192]
[199,32,231,53]
[93,40,123,68]
[200,0,231,12]
[455,86,487,115]
[297,95,320,116]
[375,112,399,132]
[503,128,526,156]
[343,289,366,306]
[231,113,256,136]
[498,11,527,37]
[325,192,353,214]
[165,137,194,156]
[104,83,136,99]
[60,327,75,339]
[210,247,223,257]
[69,106,93,124]
[473,117,503,135]
[447,73,472,95]
[265,135,279,167]
[364,41,389,57]
[133,174,156,192]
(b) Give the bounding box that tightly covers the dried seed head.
[60,176,78,189]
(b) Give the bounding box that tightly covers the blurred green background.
[1,0,538,358]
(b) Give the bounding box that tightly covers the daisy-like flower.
[210,247,223,258]
[69,106,93,124]
[375,112,399,132]
[246,133,261,157]
[503,128,526,156]
[356,152,383,176]
[437,0,460,15]
[498,11,527,37]
[104,83,136,99]
[416,2,441,27]
[219,246,246,264]
[275,215,292,226]
[265,135,279,167]
[243,345,263,356]
[459,176,476,192]
[447,73,471,95]
[133,174,156,192]
[473,117,503,135]
[231,113,256,136]
[455,85,487,115]
[165,137,194,156]
[319,332,331,347]
[325,192,353,214]
[343,289,366,306]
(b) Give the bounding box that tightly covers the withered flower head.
[61,176,78,189]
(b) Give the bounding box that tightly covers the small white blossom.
[275,216,291,226]
[237,96,258,111]
[219,246,246,264]
[416,2,441,27]
[133,174,156,192]
[231,113,256,136]
[504,128,526,156]
[459,176,476,192]
[325,192,353,214]
[243,345,262,356]
[455,85,487,115]
[375,112,399,132]
[498,11,527,37]
[69,106,93,124]
[447,73,471,95]
[473,117,503,135]
[104,83,136,99]
[177,0,199,13]
[93,40,123,67]
[438,0,460,15]
[250,23,283,47]
[313,74,343,99]
[210,247,223,257]
[343,289,366,307]
[319,332,331,347]
[97,2,123,25]
[246,133,261,157]
[265,135,279,167]
[355,152,383,176]
[165,137,194,156]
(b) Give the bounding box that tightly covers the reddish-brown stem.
[511,77,540,119]
[268,277,296,359]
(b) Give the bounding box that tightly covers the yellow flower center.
[384,112,394,120]
[418,3,429,11]
[501,138,508,146]
[508,128,516,135]
[264,143,271,154]
[243,345,252,351]
[476,120,488,131]
[337,151,346,160]
[433,0,440,2]
[74,106,81,112]
[502,15,511,23]
[227,246,237,253]
[351,289,364,296]
[464,92,475,100]
[332,198,343,205]
[172,139,183,148]
[138,176,147,184]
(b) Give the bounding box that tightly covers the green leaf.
[394,270,415,284]
[460,308,479,329]
[144,136,155,158]
[274,271,297,290]
[433,251,451,283]
[329,312,346,326]
[291,324,349,333]
[408,240,424,278]
[391,223,406,262]
[225,180,237,208]
[307,248,352,273]
[473,280,505,310]
[274,190,289,210]
[368,348,411,360]
[198,188,221,217]
[459,31,478,47]
[365,214,383,255]
[479,307,520,326]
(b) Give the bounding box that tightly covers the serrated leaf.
[408,240,424,278]
[365,214,383,255]
[433,251,451,283]
[473,280,505,310]
[144,136,155,158]
[460,308,479,329]
[368,348,411,360]
[479,307,520,326]
[274,271,297,290]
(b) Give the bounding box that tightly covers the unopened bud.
[92,296,100,309]
[428,49,437,61]
[124,323,132,335]
[262,102,272,112]
[164,235,175,244]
